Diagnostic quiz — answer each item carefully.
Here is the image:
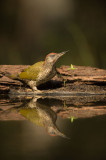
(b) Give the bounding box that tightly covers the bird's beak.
[48,127,70,139]
[57,50,69,59]
[55,129,70,139]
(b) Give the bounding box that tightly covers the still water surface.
[0,96,106,160]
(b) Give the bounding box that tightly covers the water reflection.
[0,96,106,160]
[18,97,67,138]
[0,96,68,138]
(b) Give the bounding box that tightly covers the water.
[0,96,106,160]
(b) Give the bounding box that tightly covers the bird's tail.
[0,71,18,80]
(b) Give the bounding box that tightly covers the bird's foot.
[25,88,42,94]
[25,88,32,92]
[27,81,43,94]
[33,88,42,94]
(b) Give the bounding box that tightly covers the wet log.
[0,96,106,121]
[0,65,106,95]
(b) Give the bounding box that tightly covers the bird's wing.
[19,61,44,80]
[19,108,43,126]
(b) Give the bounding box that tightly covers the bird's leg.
[27,80,41,92]
[27,96,41,108]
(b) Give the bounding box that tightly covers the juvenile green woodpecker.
[0,97,68,138]
[3,51,67,91]
[19,97,68,138]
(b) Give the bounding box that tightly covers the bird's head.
[46,126,68,138]
[44,51,68,65]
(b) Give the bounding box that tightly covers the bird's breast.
[36,66,56,86]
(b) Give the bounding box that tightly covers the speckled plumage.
[5,51,67,91]
[18,97,67,137]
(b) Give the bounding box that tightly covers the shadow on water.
[0,95,106,160]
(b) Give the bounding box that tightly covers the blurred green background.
[0,0,106,68]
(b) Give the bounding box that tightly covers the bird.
[1,51,68,92]
[1,97,68,138]
[18,97,68,138]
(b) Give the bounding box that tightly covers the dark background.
[0,115,106,160]
[0,0,106,68]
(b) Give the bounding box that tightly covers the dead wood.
[0,65,106,95]
[0,96,106,121]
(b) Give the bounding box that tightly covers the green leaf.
[70,116,77,123]
[64,79,66,87]
[67,64,77,70]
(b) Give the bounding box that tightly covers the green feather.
[19,108,43,126]
[19,61,44,80]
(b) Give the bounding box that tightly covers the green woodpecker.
[19,98,68,138]
[2,51,67,91]
[1,97,68,138]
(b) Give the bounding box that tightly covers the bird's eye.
[51,131,56,135]
[50,54,55,58]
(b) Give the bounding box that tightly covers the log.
[0,65,106,125]
[0,65,106,95]
[0,96,106,121]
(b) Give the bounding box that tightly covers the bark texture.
[0,65,106,95]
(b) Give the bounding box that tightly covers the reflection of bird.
[1,51,67,92]
[18,97,68,138]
